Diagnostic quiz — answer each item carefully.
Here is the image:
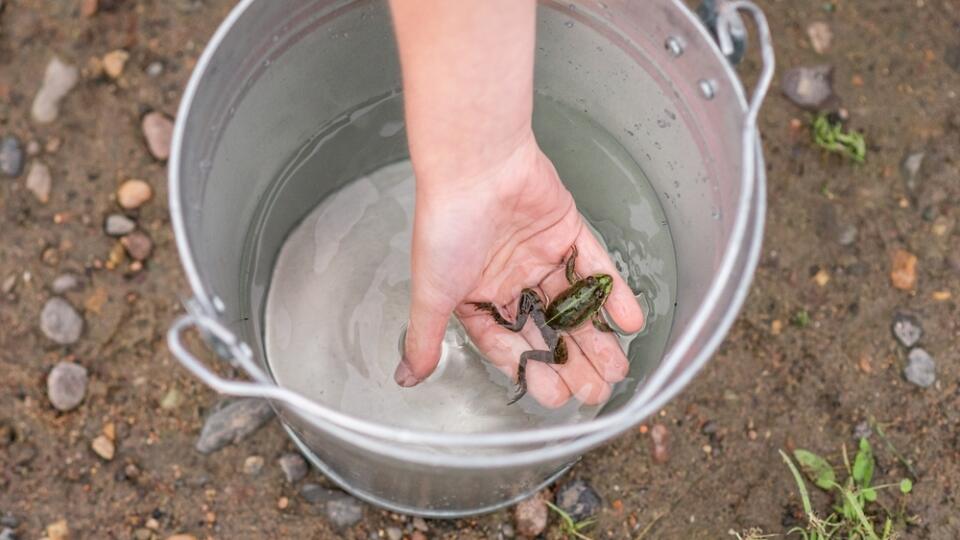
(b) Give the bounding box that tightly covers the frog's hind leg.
[469,288,544,332]
[507,337,569,405]
[564,245,581,284]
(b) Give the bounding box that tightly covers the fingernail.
[393,358,420,388]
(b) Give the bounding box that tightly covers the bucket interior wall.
[176,0,746,413]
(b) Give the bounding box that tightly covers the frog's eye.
[594,288,605,298]
[585,276,596,285]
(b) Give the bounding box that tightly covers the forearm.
[388,0,537,188]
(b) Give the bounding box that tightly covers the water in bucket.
[258,91,677,433]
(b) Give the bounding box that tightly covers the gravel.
[781,65,834,110]
[104,213,136,236]
[25,161,52,203]
[51,273,81,294]
[891,312,923,348]
[514,493,547,538]
[46,361,88,411]
[299,484,364,529]
[904,348,936,388]
[194,398,274,454]
[555,479,602,522]
[141,112,174,160]
[31,58,79,124]
[40,297,84,345]
[277,452,308,483]
[0,135,24,177]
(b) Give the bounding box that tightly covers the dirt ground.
[1,0,958,538]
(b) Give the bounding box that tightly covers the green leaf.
[794,449,836,490]
[780,450,814,516]
[862,487,877,502]
[853,438,875,488]
[900,478,913,494]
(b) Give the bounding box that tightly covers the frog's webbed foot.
[592,313,615,333]
[467,302,515,327]
[564,245,581,285]
[507,338,569,405]
[470,289,544,333]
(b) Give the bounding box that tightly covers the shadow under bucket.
[167,0,772,517]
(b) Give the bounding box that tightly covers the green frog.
[470,246,615,404]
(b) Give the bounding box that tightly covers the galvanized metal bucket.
[167,0,773,517]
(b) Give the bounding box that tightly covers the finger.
[457,307,572,409]
[568,324,629,383]
[552,336,611,405]
[398,289,455,387]
[574,230,645,333]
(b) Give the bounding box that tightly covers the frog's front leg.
[592,313,614,333]
[469,288,544,332]
[508,336,569,405]
[565,245,581,284]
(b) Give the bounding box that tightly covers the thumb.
[395,288,455,387]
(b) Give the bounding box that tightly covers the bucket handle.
[715,1,775,139]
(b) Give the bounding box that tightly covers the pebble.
[46,361,88,411]
[40,297,84,345]
[514,493,547,538]
[25,161,52,203]
[806,22,832,54]
[80,0,98,16]
[836,223,858,246]
[166,535,198,540]
[146,61,164,77]
[1,275,15,295]
[104,213,136,236]
[121,231,153,261]
[411,533,426,540]
[890,249,918,291]
[142,112,174,160]
[904,348,936,388]
[501,523,515,538]
[781,65,834,110]
[243,455,264,475]
[385,527,402,540]
[299,484,364,529]
[103,49,130,79]
[52,273,81,294]
[91,434,115,460]
[0,515,18,528]
[25,140,41,156]
[0,527,15,540]
[0,135,24,177]
[46,519,69,540]
[194,398,274,454]
[278,452,308,483]
[117,179,153,209]
[160,387,183,409]
[901,152,925,191]
[891,312,923,348]
[650,423,670,464]
[412,517,429,532]
[32,57,79,124]
[555,479,602,522]
[853,421,872,440]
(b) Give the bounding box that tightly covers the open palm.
[398,140,645,408]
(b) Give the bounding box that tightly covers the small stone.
[0,515,18,528]
[278,452,308,483]
[243,455,265,475]
[781,65,834,110]
[806,22,832,54]
[80,0,98,16]
[813,269,830,287]
[52,273,81,294]
[555,479,602,522]
[26,140,41,156]
[142,112,174,160]
[501,523,515,538]
[277,496,289,510]
[146,62,164,77]
[91,434,115,460]
[160,387,183,409]
[891,312,922,348]
[890,249,918,291]
[124,463,140,479]
[46,361,88,411]
[853,421,872,440]
[32,57,79,124]
[104,213,136,236]
[165,536,198,540]
[0,527,15,540]
[45,137,61,153]
[117,179,153,209]
[40,297,84,345]
[650,423,670,464]
[103,50,130,79]
[514,493,547,538]
[121,231,153,261]
[0,135,24,177]
[25,161,52,203]
[1,275,15,294]
[901,152,925,191]
[411,533,426,540]
[299,484,364,529]
[46,519,69,540]
[194,398,274,454]
[132,529,152,540]
[385,527,402,540]
[836,223,858,246]
[412,517,428,532]
[904,348,936,388]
